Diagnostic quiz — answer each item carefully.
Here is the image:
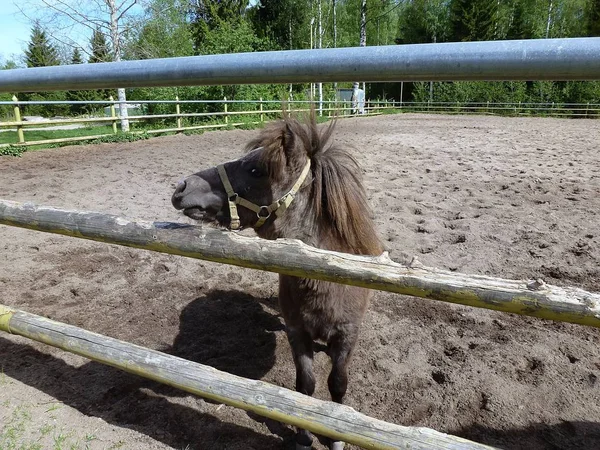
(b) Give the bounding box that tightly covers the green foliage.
[25,22,60,68]
[89,27,112,63]
[20,22,66,117]
[200,20,271,55]
[587,0,600,35]
[90,132,151,144]
[66,48,102,116]
[190,0,249,50]
[0,145,26,157]
[87,28,114,103]
[71,47,83,64]
[449,0,499,41]
[249,0,309,49]
[397,0,450,43]
[124,0,194,59]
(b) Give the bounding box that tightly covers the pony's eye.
[249,167,263,178]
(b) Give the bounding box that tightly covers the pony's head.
[171,115,313,231]
[172,112,383,255]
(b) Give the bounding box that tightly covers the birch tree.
[19,0,145,132]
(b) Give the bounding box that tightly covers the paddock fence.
[1,37,600,449]
[1,97,599,148]
[1,200,599,328]
[0,303,493,450]
[0,97,381,148]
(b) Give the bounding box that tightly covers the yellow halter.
[216,158,312,230]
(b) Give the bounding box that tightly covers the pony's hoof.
[329,441,345,450]
[295,430,313,450]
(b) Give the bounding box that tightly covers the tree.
[249,0,309,50]
[21,0,142,131]
[21,23,68,117]
[67,47,102,115]
[25,22,60,68]
[124,0,194,59]
[505,0,534,40]
[397,0,450,44]
[89,27,112,63]
[587,0,600,36]
[189,0,249,51]
[71,47,83,64]
[449,0,499,41]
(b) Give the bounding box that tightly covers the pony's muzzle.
[171,180,187,208]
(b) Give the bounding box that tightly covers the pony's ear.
[281,122,297,164]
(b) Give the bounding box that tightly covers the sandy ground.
[1,113,599,450]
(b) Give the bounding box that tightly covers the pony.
[171,112,383,449]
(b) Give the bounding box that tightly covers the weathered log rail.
[1,199,599,328]
[0,304,495,449]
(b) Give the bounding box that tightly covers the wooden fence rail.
[2,97,599,149]
[0,304,494,450]
[1,199,599,328]
[0,98,368,148]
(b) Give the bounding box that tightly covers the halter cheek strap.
[217,159,312,230]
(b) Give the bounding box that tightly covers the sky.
[0,0,146,67]
[0,1,31,63]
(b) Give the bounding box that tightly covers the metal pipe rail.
[1,38,599,93]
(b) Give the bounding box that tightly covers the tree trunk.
[333,0,337,92]
[289,19,293,96]
[545,0,553,38]
[318,0,323,116]
[107,0,130,132]
[359,0,367,96]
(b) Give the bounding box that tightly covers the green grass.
[0,405,42,450]
[0,110,362,156]
[0,126,116,146]
[0,402,101,450]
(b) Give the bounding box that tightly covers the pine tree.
[190,0,249,51]
[67,47,99,115]
[449,0,498,41]
[88,29,113,102]
[506,1,532,40]
[25,22,60,68]
[71,47,83,64]
[250,0,308,50]
[89,28,112,63]
[587,0,600,36]
[21,23,66,116]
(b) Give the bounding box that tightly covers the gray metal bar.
[1,38,599,93]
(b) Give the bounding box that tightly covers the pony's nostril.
[171,180,188,209]
[173,180,186,196]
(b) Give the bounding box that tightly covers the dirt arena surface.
[1,113,599,450]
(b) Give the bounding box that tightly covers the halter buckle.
[229,193,238,202]
[257,206,271,219]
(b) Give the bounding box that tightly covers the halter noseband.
[217,157,312,230]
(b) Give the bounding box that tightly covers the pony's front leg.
[287,328,316,450]
[325,326,360,450]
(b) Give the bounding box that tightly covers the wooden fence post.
[12,95,24,144]
[259,97,264,122]
[175,95,182,129]
[224,97,228,124]
[109,96,118,134]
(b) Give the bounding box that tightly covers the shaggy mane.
[245,112,383,256]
